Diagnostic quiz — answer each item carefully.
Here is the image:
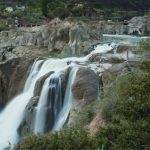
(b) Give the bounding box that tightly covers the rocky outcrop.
[0,57,33,106]
[0,19,103,61]
[68,67,100,125]
[72,67,99,103]
[116,45,129,53]
[67,22,90,54]
[0,16,149,62]
[98,16,150,35]
[87,113,106,136]
[18,96,39,136]
[66,21,102,55]
[128,16,149,35]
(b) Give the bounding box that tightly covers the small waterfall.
[0,59,44,149]
[53,67,78,131]
[34,72,63,134]
[24,59,44,92]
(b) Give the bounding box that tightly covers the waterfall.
[0,40,124,149]
[0,59,45,149]
[53,67,78,131]
[24,59,44,92]
[0,57,78,149]
[34,72,63,134]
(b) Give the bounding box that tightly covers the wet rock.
[34,72,54,97]
[0,57,33,106]
[18,96,39,137]
[19,68,70,136]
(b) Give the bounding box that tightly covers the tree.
[41,0,49,17]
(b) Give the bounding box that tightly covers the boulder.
[116,45,129,53]
[72,67,99,103]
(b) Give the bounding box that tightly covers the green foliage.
[95,68,150,150]
[139,38,150,51]
[76,101,96,127]
[15,128,95,150]
[139,60,150,72]
[41,0,48,17]
[40,0,66,18]
[0,22,9,31]
[138,38,150,59]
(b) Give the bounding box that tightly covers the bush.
[139,60,150,72]
[95,69,150,150]
[0,22,9,31]
[15,128,95,150]
[138,38,150,59]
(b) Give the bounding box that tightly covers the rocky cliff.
[1,16,149,63]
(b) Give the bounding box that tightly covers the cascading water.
[34,72,63,133]
[52,67,78,131]
[0,59,45,149]
[0,57,77,149]
[0,35,143,149]
[24,59,44,92]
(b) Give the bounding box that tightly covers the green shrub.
[0,22,9,31]
[15,128,95,150]
[139,60,150,72]
[137,38,150,59]
[95,69,150,150]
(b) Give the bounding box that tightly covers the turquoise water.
[103,34,150,44]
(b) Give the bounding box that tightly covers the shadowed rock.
[0,57,33,106]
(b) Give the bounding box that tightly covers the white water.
[24,59,44,92]
[34,72,63,133]
[52,67,78,131]
[0,34,145,149]
[0,59,68,149]
[0,59,44,149]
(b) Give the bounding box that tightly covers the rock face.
[0,57,33,106]
[87,113,106,136]
[98,16,150,35]
[72,67,99,103]
[0,16,149,63]
[68,67,100,125]
[67,22,90,54]
[128,16,149,35]
[67,21,102,55]
[18,96,39,136]
[0,19,103,61]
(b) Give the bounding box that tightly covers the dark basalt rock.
[0,57,34,106]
